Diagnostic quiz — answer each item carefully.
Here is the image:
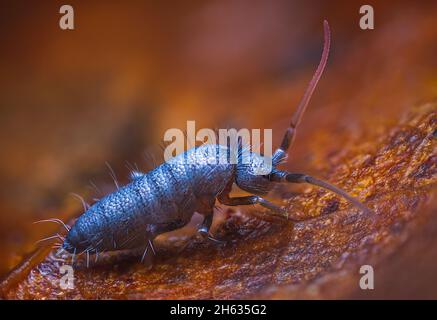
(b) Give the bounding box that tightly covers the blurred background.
[0,0,436,281]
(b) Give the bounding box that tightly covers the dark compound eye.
[433,129,437,139]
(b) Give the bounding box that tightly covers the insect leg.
[198,212,225,244]
[273,20,331,165]
[269,170,372,216]
[218,192,287,216]
[198,213,213,235]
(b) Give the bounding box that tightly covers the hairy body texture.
[64,145,235,254]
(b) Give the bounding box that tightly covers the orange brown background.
[0,1,436,299]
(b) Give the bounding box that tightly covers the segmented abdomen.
[64,144,235,253]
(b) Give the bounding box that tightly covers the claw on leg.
[197,213,226,245]
[198,228,225,245]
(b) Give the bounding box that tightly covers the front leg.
[217,191,287,217]
[217,189,314,222]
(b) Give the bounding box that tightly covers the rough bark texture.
[1,103,436,299]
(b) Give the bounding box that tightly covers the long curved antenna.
[274,20,331,163]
